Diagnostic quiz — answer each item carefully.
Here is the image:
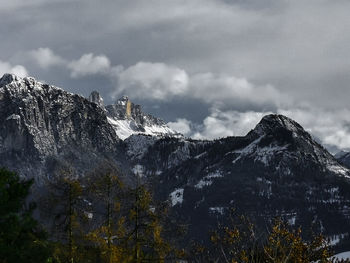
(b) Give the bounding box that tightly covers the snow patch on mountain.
[333,251,350,260]
[107,118,136,140]
[6,114,21,121]
[107,116,179,140]
[169,188,184,206]
[195,171,224,189]
[232,135,289,166]
[143,124,177,137]
[132,164,145,177]
[209,207,226,215]
[101,95,181,140]
[328,164,350,177]
[254,144,289,166]
[328,233,348,246]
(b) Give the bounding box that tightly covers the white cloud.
[19,49,285,109]
[68,53,112,78]
[190,109,270,140]
[167,118,192,136]
[113,61,286,109]
[28,47,65,68]
[115,62,189,100]
[2,0,350,110]
[0,60,28,78]
[189,72,286,108]
[279,107,350,151]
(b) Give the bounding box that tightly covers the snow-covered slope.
[107,116,177,140]
[88,93,181,140]
[332,251,350,260]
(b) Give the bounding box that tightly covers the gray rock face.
[106,96,166,127]
[88,91,104,108]
[0,74,120,179]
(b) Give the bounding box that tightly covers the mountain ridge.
[1,73,350,250]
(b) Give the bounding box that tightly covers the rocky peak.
[106,96,135,120]
[116,95,129,106]
[238,114,349,177]
[105,96,180,140]
[253,114,304,136]
[247,114,321,153]
[0,73,20,87]
[0,74,120,179]
[0,74,45,89]
[89,91,104,108]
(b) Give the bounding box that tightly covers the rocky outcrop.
[104,95,181,139]
[88,90,104,108]
[0,74,120,179]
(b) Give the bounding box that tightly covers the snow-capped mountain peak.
[252,114,304,137]
[240,114,350,177]
[88,93,182,140]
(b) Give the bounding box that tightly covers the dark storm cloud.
[1,0,350,150]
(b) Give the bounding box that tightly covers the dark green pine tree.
[0,168,52,263]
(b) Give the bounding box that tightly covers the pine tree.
[85,163,180,262]
[0,168,52,263]
[122,178,172,263]
[85,161,126,262]
[42,165,84,263]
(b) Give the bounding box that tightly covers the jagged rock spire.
[89,91,104,108]
[114,96,132,118]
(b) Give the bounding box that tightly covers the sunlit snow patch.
[6,114,20,120]
[107,117,179,140]
[328,164,350,177]
[332,251,350,260]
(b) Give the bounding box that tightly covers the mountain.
[128,115,350,248]
[0,74,123,180]
[1,74,350,250]
[88,91,180,140]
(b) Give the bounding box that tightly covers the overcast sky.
[1,0,350,152]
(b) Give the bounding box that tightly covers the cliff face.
[0,74,121,179]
